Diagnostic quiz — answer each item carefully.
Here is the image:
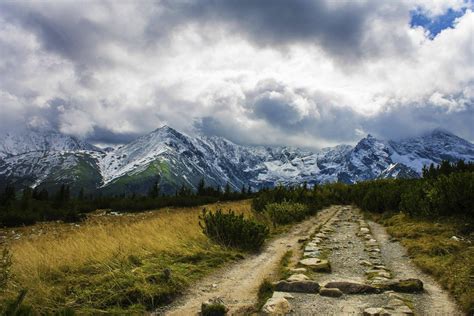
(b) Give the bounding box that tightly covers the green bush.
[199,209,269,251]
[265,202,308,226]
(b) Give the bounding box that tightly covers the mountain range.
[0,126,473,195]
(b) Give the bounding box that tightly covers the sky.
[0,0,473,149]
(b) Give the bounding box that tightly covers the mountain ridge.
[0,126,473,194]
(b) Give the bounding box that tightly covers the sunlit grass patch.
[0,200,252,313]
[378,213,474,313]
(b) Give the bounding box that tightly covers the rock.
[305,245,320,252]
[319,287,343,297]
[391,305,414,315]
[201,298,228,315]
[315,233,327,239]
[289,267,307,273]
[304,251,321,258]
[324,281,380,294]
[360,227,370,234]
[360,260,373,267]
[274,280,320,293]
[272,291,294,299]
[298,237,309,243]
[363,307,390,316]
[262,297,291,315]
[386,298,406,307]
[451,236,460,241]
[384,279,424,293]
[299,258,331,272]
[287,274,309,282]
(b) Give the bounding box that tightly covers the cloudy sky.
[0,0,473,148]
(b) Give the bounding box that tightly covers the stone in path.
[287,274,309,282]
[262,297,291,315]
[363,307,390,316]
[319,287,343,298]
[274,280,320,293]
[324,281,380,294]
[299,258,331,272]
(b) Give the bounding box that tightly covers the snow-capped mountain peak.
[0,127,473,194]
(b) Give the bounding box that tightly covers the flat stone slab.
[274,280,320,293]
[303,251,321,258]
[272,291,294,299]
[319,287,343,298]
[324,281,380,294]
[299,258,330,272]
[363,307,391,316]
[287,273,309,282]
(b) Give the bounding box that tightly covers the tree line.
[0,179,253,227]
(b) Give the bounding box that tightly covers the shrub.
[265,202,308,226]
[199,209,269,251]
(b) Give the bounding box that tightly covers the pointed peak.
[431,127,455,137]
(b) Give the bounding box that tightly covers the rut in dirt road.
[269,206,462,316]
[158,206,340,315]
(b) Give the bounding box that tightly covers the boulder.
[274,280,320,293]
[360,227,370,234]
[319,287,343,297]
[262,297,291,315]
[324,281,380,294]
[287,274,309,282]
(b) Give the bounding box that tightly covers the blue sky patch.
[410,7,468,38]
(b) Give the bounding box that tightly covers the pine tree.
[148,181,160,198]
[197,178,206,196]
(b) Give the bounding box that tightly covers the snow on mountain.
[389,128,474,173]
[0,126,473,194]
[0,129,97,158]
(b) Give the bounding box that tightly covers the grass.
[370,212,474,314]
[0,200,253,314]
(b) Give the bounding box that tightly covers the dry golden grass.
[1,200,253,313]
[379,213,474,313]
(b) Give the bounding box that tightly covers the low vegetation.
[374,213,474,314]
[199,208,269,251]
[0,200,252,314]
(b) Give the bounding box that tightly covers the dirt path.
[158,206,340,315]
[159,205,462,315]
[287,206,463,315]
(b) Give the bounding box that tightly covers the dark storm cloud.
[85,127,143,145]
[364,101,474,141]
[153,0,379,62]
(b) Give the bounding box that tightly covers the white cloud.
[0,0,472,147]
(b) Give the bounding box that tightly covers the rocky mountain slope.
[0,126,473,194]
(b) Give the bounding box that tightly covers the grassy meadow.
[0,200,253,314]
[374,213,474,313]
